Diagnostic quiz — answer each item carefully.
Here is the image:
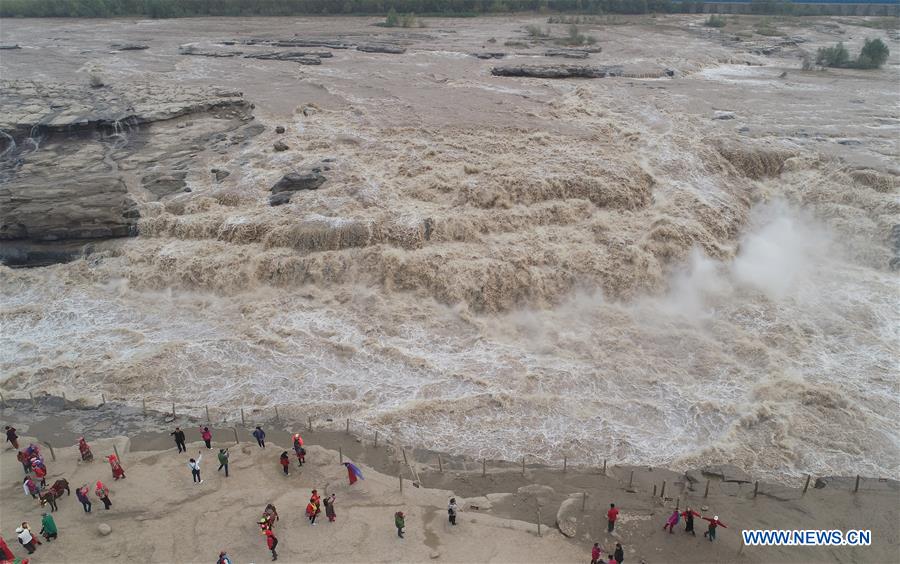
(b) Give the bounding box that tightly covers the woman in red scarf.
[78,437,93,462]
[107,455,126,480]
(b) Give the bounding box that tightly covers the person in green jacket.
[394,511,405,538]
[39,513,57,541]
[217,449,230,478]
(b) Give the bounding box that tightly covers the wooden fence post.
[274,406,279,422]
[602,459,607,476]
[854,475,860,493]
[101,393,106,406]
[339,447,343,464]
[753,481,759,498]
[0,391,5,409]
[374,431,378,448]
[205,405,210,423]
[802,474,811,496]
[652,484,657,497]
[232,427,239,445]
[240,408,245,426]
[399,475,403,494]
[142,398,146,415]
[628,470,634,489]
[402,449,409,467]
[113,444,121,463]
[44,442,56,461]
[172,402,176,420]
[438,454,443,473]
[345,419,350,434]
[482,459,487,477]
[563,456,567,473]
[307,416,312,431]
[581,492,587,512]
[660,480,666,499]
[522,455,526,476]
[704,480,710,498]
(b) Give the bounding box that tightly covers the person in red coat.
[702,515,727,542]
[33,465,47,488]
[279,452,290,476]
[264,529,278,561]
[590,542,603,564]
[0,535,15,562]
[607,503,619,533]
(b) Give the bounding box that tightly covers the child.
[279,452,290,476]
[395,511,405,538]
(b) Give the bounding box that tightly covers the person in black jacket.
[614,542,624,564]
[170,427,186,453]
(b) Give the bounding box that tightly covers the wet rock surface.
[0,80,258,266]
[491,64,624,78]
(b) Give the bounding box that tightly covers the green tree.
[385,7,399,26]
[856,38,889,69]
[816,42,850,68]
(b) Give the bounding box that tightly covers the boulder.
[275,126,286,134]
[270,171,326,193]
[98,523,112,536]
[268,192,293,206]
[555,494,582,538]
[472,52,506,59]
[713,111,736,120]
[702,464,751,484]
[111,43,148,51]
[211,168,230,182]
[273,141,289,152]
[491,65,623,78]
[544,49,590,59]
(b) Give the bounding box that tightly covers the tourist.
[306,498,319,526]
[591,542,603,564]
[217,551,233,564]
[200,426,212,449]
[107,454,126,480]
[343,461,364,485]
[253,426,266,448]
[40,512,58,541]
[217,448,230,477]
[16,524,40,554]
[702,515,727,542]
[34,463,47,488]
[96,480,112,510]
[76,484,92,513]
[23,476,38,499]
[448,498,458,526]
[78,437,93,462]
[279,452,290,476]
[607,503,619,533]
[607,555,616,564]
[292,434,304,465]
[324,493,336,523]
[681,507,700,536]
[5,425,19,449]
[663,509,679,534]
[264,528,278,561]
[17,450,31,473]
[189,451,203,484]
[395,511,406,538]
[171,427,187,453]
[0,535,13,561]
[614,542,624,564]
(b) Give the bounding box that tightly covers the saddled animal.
[39,478,70,512]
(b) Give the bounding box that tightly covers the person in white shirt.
[189,451,203,483]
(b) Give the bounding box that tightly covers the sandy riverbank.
[2,398,898,563]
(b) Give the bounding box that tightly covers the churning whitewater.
[0,16,897,484]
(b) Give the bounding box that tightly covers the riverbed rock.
[111,43,148,51]
[273,141,289,152]
[472,52,505,59]
[544,49,590,59]
[491,64,623,78]
[98,523,112,536]
[555,494,582,537]
[357,44,406,54]
[268,192,293,206]
[247,51,322,64]
[275,125,286,134]
[211,168,230,182]
[270,171,326,193]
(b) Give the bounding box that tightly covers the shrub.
[384,8,399,27]
[557,23,597,46]
[400,12,417,27]
[816,42,850,67]
[525,24,548,38]
[705,15,727,28]
[856,38,889,69]
[800,53,813,71]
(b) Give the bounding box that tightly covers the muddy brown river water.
[0,15,897,483]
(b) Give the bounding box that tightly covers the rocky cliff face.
[0,80,257,266]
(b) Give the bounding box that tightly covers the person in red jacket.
[33,465,47,488]
[279,452,290,476]
[264,528,278,561]
[0,535,14,561]
[607,503,619,533]
[681,507,700,536]
[590,542,603,564]
[702,515,727,542]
